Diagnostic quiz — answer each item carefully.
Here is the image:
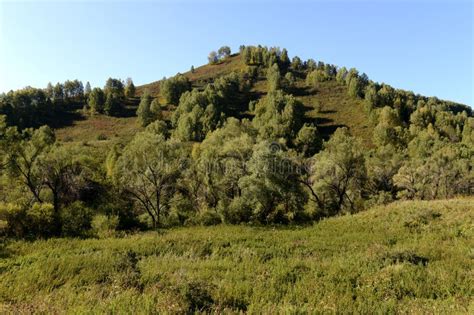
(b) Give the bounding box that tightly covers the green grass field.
[1,198,472,313]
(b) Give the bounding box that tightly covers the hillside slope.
[1,198,472,313]
[138,54,373,145]
[55,54,373,147]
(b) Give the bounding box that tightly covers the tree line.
[0,78,136,129]
[0,46,472,238]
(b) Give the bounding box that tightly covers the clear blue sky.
[1,0,472,106]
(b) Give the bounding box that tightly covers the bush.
[97,133,108,141]
[61,201,93,237]
[92,214,119,238]
[219,198,252,224]
[181,281,215,313]
[168,194,196,226]
[0,202,55,238]
[186,209,222,226]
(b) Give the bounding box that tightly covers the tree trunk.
[52,189,61,236]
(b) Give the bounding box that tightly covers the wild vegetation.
[1,45,471,237]
[0,45,472,311]
[0,198,472,313]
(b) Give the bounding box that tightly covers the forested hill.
[0,45,472,236]
[136,51,471,147]
[0,46,471,148]
[137,53,375,145]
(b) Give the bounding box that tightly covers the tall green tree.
[53,83,64,102]
[194,118,256,212]
[125,78,136,99]
[4,126,55,204]
[267,63,281,91]
[104,92,121,116]
[84,82,92,100]
[160,75,191,105]
[137,90,153,127]
[253,90,305,142]
[218,46,231,59]
[45,82,54,98]
[36,145,91,234]
[88,88,105,114]
[238,141,307,223]
[294,123,321,157]
[113,132,185,228]
[306,128,367,215]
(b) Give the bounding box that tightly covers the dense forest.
[0,45,472,238]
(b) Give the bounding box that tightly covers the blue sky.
[1,0,472,106]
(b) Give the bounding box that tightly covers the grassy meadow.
[1,198,472,313]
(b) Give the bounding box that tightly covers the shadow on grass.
[290,86,313,97]
[319,109,337,114]
[47,110,86,129]
[318,124,347,140]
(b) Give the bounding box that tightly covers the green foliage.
[0,87,55,129]
[291,56,302,70]
[104,92,121,116]
[84,81,91,99]
[124,77,136,98]
[294,123,321,156]
[348,75,362,98]
[0,202,55,237]
[1,43,473,239]
[160,74,191,105]
[241,45,287,67]
[113,131,185,227]
[150,99,162,119]
[306,69,331,87]
[104,78,125,99]
[238,141,307,223]
[60,201,93,237]
[136,90,153,127]
[145,120,168,137]
[88,87,105,114]
[253,90,305,142]
[3,125,55,205]
[341,68,368,99]
[266,63,281,91]
[394,140,472,200]
[92,214,119,238]
[63,79,84,100]
[336,66,348,82]
[280,48,290,69]
[366,144,403,205]
[284,72,295,89]
[372,106,407,148]
[53,82,64,102]
[172,73,243,141]
[308,128,367,215]
[208,51,218,64]
[217,46,231,59]
[193,118,256,213]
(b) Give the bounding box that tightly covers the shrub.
[219,198,252,224]
[97,133,108,141]
[61,201,93,237]
[0,202,55,238]
[181,281,215,313]
[92,214,119,238]
[187,210,222,226]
